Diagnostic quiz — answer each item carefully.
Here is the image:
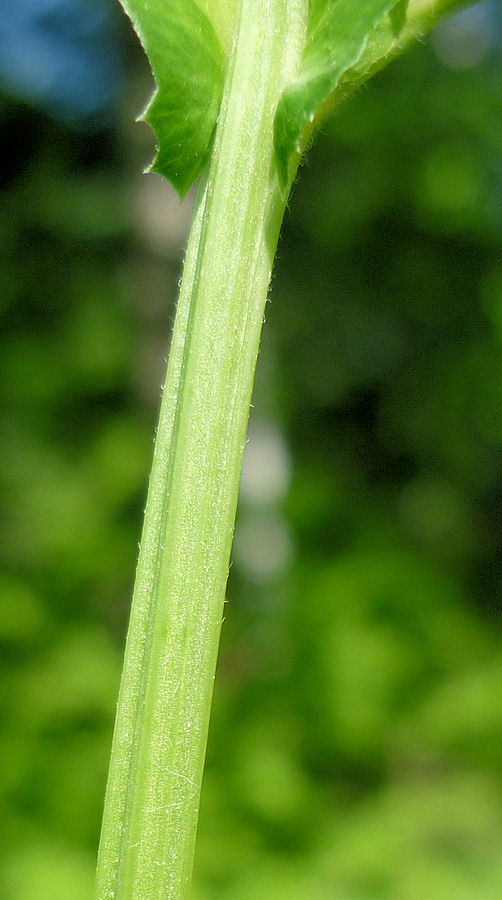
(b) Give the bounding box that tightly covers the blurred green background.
[1,2,502,897]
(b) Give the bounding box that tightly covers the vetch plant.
[96,1,473,896]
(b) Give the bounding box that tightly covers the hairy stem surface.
[95,1,306,896]
[96,0,471,895]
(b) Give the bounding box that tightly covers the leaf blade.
[119,0,230,195]
[274,0,403,187]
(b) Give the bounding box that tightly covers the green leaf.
[340,0,468,93]
[118,0,237,195]
[274,0,404,187]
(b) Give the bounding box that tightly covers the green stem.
[95,0,306,896]
[96,0,470,894]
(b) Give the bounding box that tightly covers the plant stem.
[95,1,306,896]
